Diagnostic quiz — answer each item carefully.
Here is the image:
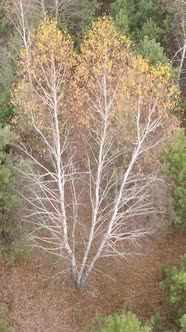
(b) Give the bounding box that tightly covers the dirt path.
[0,229,185,332]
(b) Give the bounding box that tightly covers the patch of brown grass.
[0,229,185,332]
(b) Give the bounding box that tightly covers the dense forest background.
[0,0,185,331]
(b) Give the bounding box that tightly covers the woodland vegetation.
[0,0,185,331]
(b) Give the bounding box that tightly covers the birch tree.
[6,0,42,84]
[172,0,186,84]
[8,0,31,49]
[14,18,178,287]
[38,0,77,20]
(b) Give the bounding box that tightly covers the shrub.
[0,90,15,125]
[110,0,174,64]
[180,314,186,332]
[88,312,151,332]
[162,129,186,227]
[0,0,9,35]
[0,125,17,210]
[0,317,12,332]
[160,255,186,330]
[0,47,17,125]
[110,0,174,45]
[146,312,168,332]
[136,36,169,65]
[0,125,19,260]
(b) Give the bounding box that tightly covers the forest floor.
[0,228,185,332]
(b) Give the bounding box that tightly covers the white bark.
[17,59,165,288]
[172,1,186,83]
[8,0,36,83]
[35,0,77,20]
[74,74,162,287]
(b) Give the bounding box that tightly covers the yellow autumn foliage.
[13,16,179,149]
[73,16,179,169]
[13,17,75,132]
[75,17,179,134]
